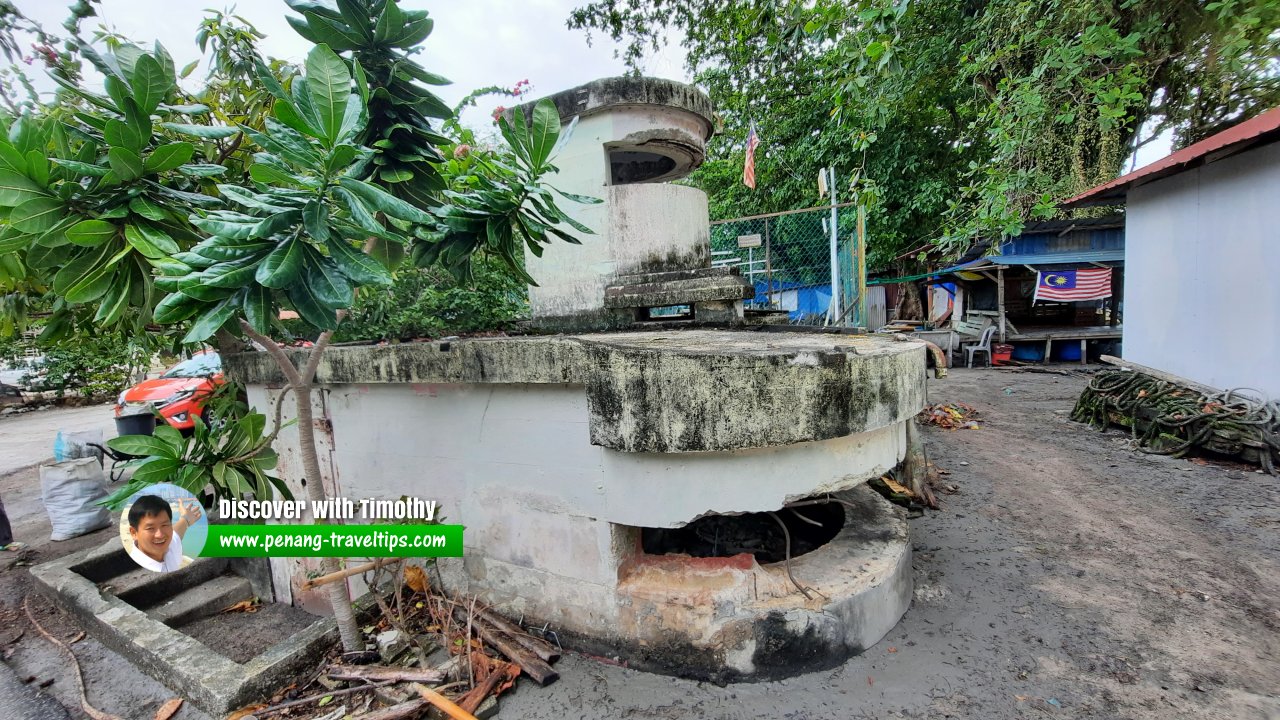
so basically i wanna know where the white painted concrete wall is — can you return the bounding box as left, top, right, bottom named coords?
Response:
left=526, top=106, right=712, bottom=318
left=247, top=382, right=905, bottom=591
left=1124, top=141, right=1280, bottom=399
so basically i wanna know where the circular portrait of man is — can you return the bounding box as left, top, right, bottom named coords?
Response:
left=118, top=483, right=207, bottom=573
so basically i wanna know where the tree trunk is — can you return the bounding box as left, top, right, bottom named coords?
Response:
left=239, top=320, right=363, bottom=653
left=294, top=380, right=362, bottom=652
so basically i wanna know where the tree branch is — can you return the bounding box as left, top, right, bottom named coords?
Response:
left=239, top=319, right=303, bottom=387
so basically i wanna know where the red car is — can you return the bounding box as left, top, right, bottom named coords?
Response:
left=115, top=351, right=224, bottom=432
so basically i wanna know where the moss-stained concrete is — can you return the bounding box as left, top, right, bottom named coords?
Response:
left=226, top=330, right=926, bottom=453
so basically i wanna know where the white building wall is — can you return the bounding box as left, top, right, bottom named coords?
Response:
left=1124, top=141, right=1280, bottom=398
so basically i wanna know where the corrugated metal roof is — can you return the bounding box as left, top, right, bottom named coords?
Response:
left=1021, top=215, right=1125, bottom=233
left=994, top=249, right=1125, bottom=266
left=934, top=249, right=1125, bottom=276
left=1062, top=106, right=1280, bottom=207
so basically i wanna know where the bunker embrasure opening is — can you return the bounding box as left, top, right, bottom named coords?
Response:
left=639, top=500, right=845, bottom=565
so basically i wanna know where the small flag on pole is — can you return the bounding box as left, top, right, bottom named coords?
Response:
left=1033, top=268, right=1112, bottom=303
left=743, top=122, right=759, bottom=189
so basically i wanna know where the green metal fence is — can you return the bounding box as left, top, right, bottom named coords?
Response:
left=709, top=203, right=865, bottom=327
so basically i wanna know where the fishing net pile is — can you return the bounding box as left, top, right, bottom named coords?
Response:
left=1072, top=368, right=1280, bottom=474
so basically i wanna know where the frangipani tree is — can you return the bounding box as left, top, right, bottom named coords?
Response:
left=0, top=1, right=595, bottom=652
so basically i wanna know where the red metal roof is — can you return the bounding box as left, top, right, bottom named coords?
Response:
left=1061, top=106, right=1280, bottom=207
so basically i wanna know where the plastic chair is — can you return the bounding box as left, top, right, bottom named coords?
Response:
left=965, top=326, right=997, bottom=368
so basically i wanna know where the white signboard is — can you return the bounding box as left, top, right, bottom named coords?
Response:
left=737, top=233, right=762, bottom=249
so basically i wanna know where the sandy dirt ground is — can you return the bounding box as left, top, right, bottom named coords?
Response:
left=2, top=368, right=1278, bottom=719
left=0, top=402, right=212, bottom=720
left=494, top=367, right=1280, bottom=720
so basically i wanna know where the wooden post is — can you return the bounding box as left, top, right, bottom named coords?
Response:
left=1110, top=266, right=1122, bottom=327
left=997, top=266, right=1007, bottom=343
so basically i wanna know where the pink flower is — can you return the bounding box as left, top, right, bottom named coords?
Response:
left=491, top=105, right=506, bottom=122
left=453, top=144, right=471, bottom=159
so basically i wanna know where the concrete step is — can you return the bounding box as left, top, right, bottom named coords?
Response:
left=145, top=574, right=255, bottom=627
left=104, top=556, right=229, bottom=609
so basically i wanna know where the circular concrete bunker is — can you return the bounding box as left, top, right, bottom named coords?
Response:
left=226, top=73, right=928, bottom=685
left=229, top=329, right=926, bottom=683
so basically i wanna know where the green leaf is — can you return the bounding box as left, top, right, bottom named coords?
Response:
left=176, top=164, right=227, bottom=177
left=158, top=122, right=239, bottom=140
left=378, top=167, right=413, bottom=183
left=144, top=142, right=194, bottom=173
left=0, top=142, right=28, bottom=173
left=152, top=291, right=202, bottom=323
left=93, top=272, right=131, bottom=324
left=11, top=197, right=65, bottom=233
left=190, top=214, right=259, bottom=240
left=65, top=247, right=129, bottom=303
left=303, top=201, right=329, bottom=243
left=373, top=0, right=403, bottom=43
left=194, top=240, right=274, bottom=262
left=153, top=424, right=183, bottom=448
left=305, top=253, right=353, bottom=308
left=173, top=465, right=208, bottom=495
left=248, top=162, right=297, bottom=187
left=390, top=15, right=434, bottom=47
left=287, top=279, right=337, bottom=329
left=256, top=236, right=305, bottom=288
left=553, top=187, right=603, bottom=205
left=124, top=223, right=180, bottom=258
left=244, top=123, right=321, bottom=168
left=328, top=237, right=391, bottom=285
left=130, top=54, right=172, bottom=114
left=178, top=61, right=200, bottom=79
left=107, top=434, right=178, bottom=459
left=131, top=456, right=182, bottom=485
left=66, top=219, right=117, bottom=247
left=105, top=119, right=143, bottom=153
left=183, top=294, right=240, bottom=342
left=202, top=259, right=261, bottom=288
left=244, top=284, right=273, bottom=334
left=129, top=196, right=168, bottom=221
left=218, top=185, right=296, bottom=213
left=337, top=177, right=432, bottom=223
left=52, top=250, right=100, bottom=294
left=108, top=147, right=144, bottom=181
left=50, top=159, right=110, bottom=177
left=0, top=170, right=49, bottom=206
left=253, top=210, right=303, bottom=238
left=304, top=44, right=352, bottom=145
left=528, top=99, right=561, bottom=169
left=273, top=97, right=321, bottom=138
left=24, top=151, right=48, bottom=186
left=332, top=187, right=382, bottom=233
left=0, top=227, right=28, bottom=254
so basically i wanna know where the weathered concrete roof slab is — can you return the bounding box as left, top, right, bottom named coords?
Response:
left=227, top=331, right=926, bottom=453
left=518, top=76, right=715, bottom=139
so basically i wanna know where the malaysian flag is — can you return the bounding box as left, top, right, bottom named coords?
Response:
left=742, top=122, right=759, bottom=189
left=1033, top=268, right=1112, bottom=303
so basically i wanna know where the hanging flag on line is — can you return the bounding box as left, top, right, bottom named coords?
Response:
left=1033, top=268, right=1112, bottom=303
left=743, top=122, right=759, bottom=189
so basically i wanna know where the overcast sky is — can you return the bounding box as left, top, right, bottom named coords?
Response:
left=11, top=1, right=1168, bottom=169
left=11, top=0, right=690, bottom=129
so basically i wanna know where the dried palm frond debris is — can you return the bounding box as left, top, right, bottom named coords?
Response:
left=232, top=562, right=562, bottom=719
left=917, top=402, right=981, bottom=430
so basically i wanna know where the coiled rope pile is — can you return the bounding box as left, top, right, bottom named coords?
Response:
left=1072, top=368, right=1280, bottom=475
